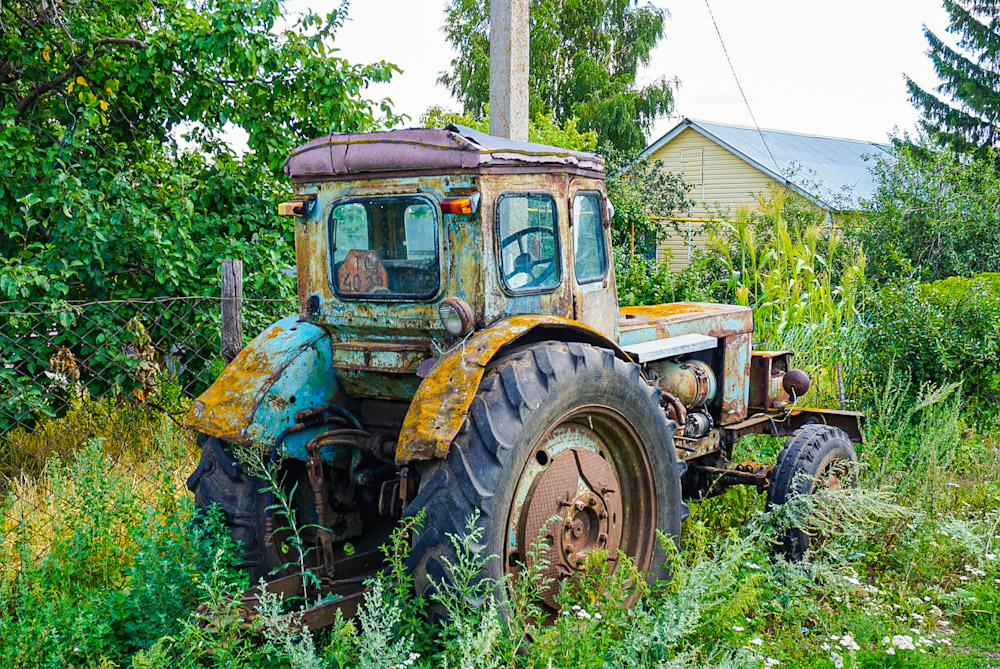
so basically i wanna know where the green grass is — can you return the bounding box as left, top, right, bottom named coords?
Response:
left=2, top=374, right=999, bottom=668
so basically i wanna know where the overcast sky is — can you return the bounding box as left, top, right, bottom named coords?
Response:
left=302, top=0, right=952, bottom=146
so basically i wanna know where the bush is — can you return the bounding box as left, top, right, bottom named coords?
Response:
left=862, top=273, right=1000, bottom=412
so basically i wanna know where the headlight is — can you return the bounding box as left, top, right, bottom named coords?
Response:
left=438, top=297, right=474, bottom=336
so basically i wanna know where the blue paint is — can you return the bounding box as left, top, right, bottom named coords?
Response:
left=239, top=316, right=343, bottom=462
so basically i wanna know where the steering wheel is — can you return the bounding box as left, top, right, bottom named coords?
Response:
left=499, top=226, right=557, bottom=287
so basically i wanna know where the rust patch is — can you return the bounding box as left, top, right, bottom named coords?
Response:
left=721, top=333, right=752, bottom=425
left=394, top=315, right=628, bottom=464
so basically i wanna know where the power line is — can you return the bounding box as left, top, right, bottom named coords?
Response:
left=702, top=0, right=782, bottom=175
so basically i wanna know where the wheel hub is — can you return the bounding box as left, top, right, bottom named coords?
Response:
left=519, top=432, right=623, bottom=608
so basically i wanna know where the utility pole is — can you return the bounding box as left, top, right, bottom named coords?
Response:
left=489, top=0, right=529, bottom=141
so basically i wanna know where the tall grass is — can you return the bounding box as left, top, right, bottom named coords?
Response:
left=707, top=186, right=867, bottom=407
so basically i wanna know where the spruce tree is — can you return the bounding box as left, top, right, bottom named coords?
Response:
left=906, top=0, right=1000, bottom=157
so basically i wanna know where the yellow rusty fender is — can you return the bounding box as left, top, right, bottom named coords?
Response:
left=395, top=315, right=632, bottom=464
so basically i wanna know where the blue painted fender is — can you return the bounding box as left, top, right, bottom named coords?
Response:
left=186, top=315, right=341, bottom=460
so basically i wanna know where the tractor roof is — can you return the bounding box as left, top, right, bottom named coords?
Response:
left=284, top=124, right=604, bottom=181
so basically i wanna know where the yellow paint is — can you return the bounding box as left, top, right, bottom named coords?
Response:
left=395, top=315, right=622, bottom=464
left=648, top=127, right=827, bottom=271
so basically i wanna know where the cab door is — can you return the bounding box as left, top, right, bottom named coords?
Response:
left=569, top=186, right=617, bottom=339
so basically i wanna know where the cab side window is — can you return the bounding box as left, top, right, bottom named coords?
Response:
left=573, top=192, right=608, bottom=283
left=497, top=193, right=560, bottom=293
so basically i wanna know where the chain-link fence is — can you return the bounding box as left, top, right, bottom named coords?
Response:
left=0, top=295, right=296, bottom=564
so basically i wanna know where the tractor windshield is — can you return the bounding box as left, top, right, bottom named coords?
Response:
left=330, top=196, right=439, bottom=300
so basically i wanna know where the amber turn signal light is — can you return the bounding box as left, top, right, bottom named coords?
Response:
left=440, top=195, right=479, bottom=215
left=277, top=195, right=316, bottom=217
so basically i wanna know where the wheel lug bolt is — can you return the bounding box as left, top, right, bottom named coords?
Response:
left=588, top=497, right=598, bottom=507
left=575, top=500, right=585, bottom=510
left=598, top=532, right=608, bottom=545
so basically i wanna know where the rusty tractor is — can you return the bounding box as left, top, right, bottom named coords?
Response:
left=186, top=125, right=864, bottom=625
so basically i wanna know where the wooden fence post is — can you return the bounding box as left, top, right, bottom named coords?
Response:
left=221, top=259, right=244, bottom=364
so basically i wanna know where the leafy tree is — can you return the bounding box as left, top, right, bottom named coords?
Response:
left=421, top=105, right=598, bottom=151
left=607, top=156, right=692, bottom=305
left=1, top=0, right=400, bottom=305
left=0, top=0, right=401, bottom=420
left=857, top=143, right=1000, bottom=282
left=439, top=0, right=675, bottom=152
left=906, top=0, right=1000, bottom=157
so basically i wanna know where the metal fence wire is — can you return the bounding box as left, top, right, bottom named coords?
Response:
left=0, top=296, right=295, bottom=548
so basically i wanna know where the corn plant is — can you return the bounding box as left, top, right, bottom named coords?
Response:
left=707, top=185, right=867, bottom=406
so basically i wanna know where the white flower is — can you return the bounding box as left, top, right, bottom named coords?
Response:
left=594, top=612, right=602, bottom=620
left=839, top=635, right=860, bottom=651
left=750, top=638, right=764, bottom=646
left=764, top=658, right=780, bottom=667
left=832, top=596, right=842, bottom=602
left=830, top=651, right=844, bottom=669
left=843, top=576, right=861, bottom=586
left=937, top=620, right=950, bottom=626
left=733, top=625, right=745, bottom=632
left=923, top=596, right=931, bottom=602
left=886, top=647, right=896, bottom=655
left=821, top=642, right=831, bottom=651
left=572, top=604, right=581, bottom=611
left=911, top=612, right=924, bottom=620
left=891, top=634, right=916, bottom=650
left=959, top=575, right=969, bottom=582
left=985, top=553, right=996, bottom=561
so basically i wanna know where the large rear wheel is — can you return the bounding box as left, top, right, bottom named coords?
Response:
left=405, top=341, right=686, bottom=612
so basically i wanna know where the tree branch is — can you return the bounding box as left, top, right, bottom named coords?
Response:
left=13, top=38, right=147, bottom=117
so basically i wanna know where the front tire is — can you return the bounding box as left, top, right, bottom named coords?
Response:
left=404, top=341, right=686, bottom=612
left=767, top=424, right=858, bottom=559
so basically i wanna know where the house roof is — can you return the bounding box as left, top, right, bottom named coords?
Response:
left=640, top=118, right=894, bottom=210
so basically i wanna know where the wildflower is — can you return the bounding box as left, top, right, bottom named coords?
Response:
left=839, top=635, right=860, bottom=651
left=746, top=562, right=761, bottom=570
left=985, top=553, right=996, bottom=561
left=821, top=642, right=831, bottom=651
left=923, top=596, right=931, bottom=602
left=750, top=638, right=764, bottom=646
left=832, top=596, right=842, bottom=602
left=891, top=634, right=916, bottom=650
left=911, top=612, right=924, bottom=620
left=937, top=620, right=950, bottom=626
left=959, top=575, right=969, bottom=582
left=843, top=576, right=861, bottom=586
left=886, top=647, right=896, bottom=655
left=764, top=658, right=780, bottom=667
left=594, top=612, right=602, bottom=620
left=733, top=625, right=745, bottom=632
left=830, top=651, right=844, bottom=669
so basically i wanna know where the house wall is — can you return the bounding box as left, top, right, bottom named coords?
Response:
left=647, top=127, right=828, bottom=271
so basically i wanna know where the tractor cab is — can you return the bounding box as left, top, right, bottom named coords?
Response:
left=283, top=125, right=618, bottom=345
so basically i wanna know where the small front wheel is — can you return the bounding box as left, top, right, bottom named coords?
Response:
left=766, top=424, right=857, bottom=559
